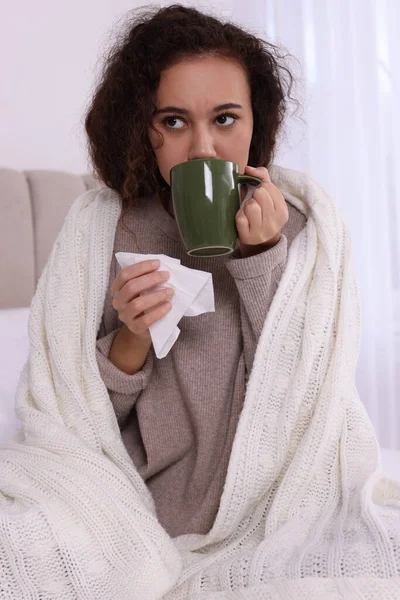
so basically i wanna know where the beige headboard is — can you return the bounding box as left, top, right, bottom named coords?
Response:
left=0, top=168, right=100, bottom=309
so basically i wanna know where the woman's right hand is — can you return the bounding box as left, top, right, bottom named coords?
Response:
left=107, top=259, right=174, bottom=375
left=111, top=259, right=175, bottom=341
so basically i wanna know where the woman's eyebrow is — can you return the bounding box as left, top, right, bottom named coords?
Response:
left=154, top=103, right=243, bottom=115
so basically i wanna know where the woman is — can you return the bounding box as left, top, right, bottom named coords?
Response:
left=1, top=5, right=398, bottom=598
left=86, top=3, right=307, bottom=537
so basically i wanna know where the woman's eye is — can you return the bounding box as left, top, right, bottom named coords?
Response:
left=216, top=114, right=237, bottom=126
left=164, top=117, right=185, bottom=129
left=162, top=113, right=237, bottom=129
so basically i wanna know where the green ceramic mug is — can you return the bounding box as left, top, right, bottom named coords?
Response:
left=170, top=158, right=262, bottom=257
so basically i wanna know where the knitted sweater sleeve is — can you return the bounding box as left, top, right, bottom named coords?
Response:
left=225, top=234, right=288, bottom=377
left=96, top=325, right=154, bottom=429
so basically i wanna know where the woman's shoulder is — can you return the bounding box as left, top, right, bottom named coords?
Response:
left=66, top=185, right=120, bottom=222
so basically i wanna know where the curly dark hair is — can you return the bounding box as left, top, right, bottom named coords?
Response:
left=84, top=4, right=300, bottom=214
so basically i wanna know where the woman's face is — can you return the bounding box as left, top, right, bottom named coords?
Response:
left=149, top=55, right=254, bottom=186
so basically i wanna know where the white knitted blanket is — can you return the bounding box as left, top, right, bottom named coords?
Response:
left=1, top=166, right=400, bottom=599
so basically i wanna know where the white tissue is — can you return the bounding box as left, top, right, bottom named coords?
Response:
left=115, top=253, right=215, bottom=358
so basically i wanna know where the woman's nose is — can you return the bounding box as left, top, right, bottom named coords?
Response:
left=187, top=129, right=217, bottom=161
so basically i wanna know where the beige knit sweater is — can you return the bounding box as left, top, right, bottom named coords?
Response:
left=96, top=191, right=307, bottom=537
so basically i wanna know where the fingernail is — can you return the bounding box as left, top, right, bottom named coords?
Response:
left=152, top=260, right=160, bottom=267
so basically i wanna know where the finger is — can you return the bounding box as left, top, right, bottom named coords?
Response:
left=245, top=166, right=279, bottom=204
left=245, top=165, right=271, bottom=184
left=112, top=270, right=170, bottom=311
left=243, top=198, right=263, bottom=230
left=127, top=286, right=175, bottom=320
left=235, top=209, right=250, bottom=237
left=252, top=186, right=276, bottom=214
left=130, top=301, right=173, bottom=335
left=258, top=184, right=288, bottom=217
left=111, top=259, right=160, bottom=296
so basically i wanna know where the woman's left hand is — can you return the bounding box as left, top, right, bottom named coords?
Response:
left=235, top=165, right=289, bottom=251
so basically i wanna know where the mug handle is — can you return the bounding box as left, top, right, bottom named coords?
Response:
left=237, top=174, right=262, bottom=186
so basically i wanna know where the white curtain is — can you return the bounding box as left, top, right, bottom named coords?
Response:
left=191, top=0, right=400, bottom=448
left=244, top=0, right=400, bottom=450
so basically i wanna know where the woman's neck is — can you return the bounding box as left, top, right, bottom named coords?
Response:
left=160, top=188, right=175, bottom=219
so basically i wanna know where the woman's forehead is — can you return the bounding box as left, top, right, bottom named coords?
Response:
left=155, top=56, right=251, bottom=107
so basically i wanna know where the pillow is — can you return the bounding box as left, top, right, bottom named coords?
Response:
left=0, top=307, right=30, bottom=443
